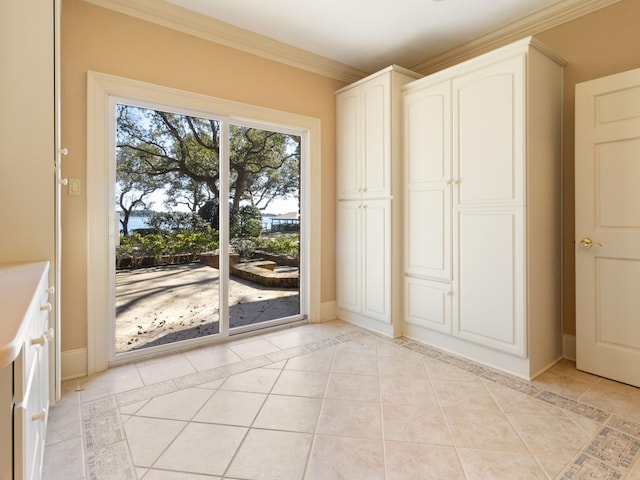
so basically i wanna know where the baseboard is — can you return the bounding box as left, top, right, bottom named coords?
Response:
left=62, top=348, right=88, bottom=380
left=563, top=334, right=576, bottom=361
left=319, top=300, right=337, bottom=322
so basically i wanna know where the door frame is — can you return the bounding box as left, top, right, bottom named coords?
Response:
left=87, top=71, right=322, bottom=374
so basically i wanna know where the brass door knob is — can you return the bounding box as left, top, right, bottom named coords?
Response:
left=579, top=238, right=593, bottom=249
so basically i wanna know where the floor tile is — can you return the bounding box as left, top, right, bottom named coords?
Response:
left=253, top=394, right=322, bottom=433
left=385, top=442, right=465, bottom=480
left=183, top=345, right=242, bottom=372
left=123, top=416, right=186, bottom=467
left=271, top=369, right=328, bottom=397
left=79, top=364, right=145, bottom=402
left=457, top=448, right=548, bottom=480
left=45, top=404, right=82, bottom=446
left=153, top=423, right=247, bottom=475
left=531, top=369, right=593, bottom=400
left=226, top=429, right=313, bottom=480
left=135, top=387, right=213, bottom=421
left=332, top=351, right=378, bottom=376
left=508, top=413, right=590, bottom=459
left=484, top=381, right=565, bottom=416
left=443, top=408, right=528, bottom=453
left=42, top=435, right=85, bottom=480
left=193, top=390, right=266, bottom=426
left=306, top=435, right=384, bottom=480
left=382, top=403, right=452, bottom=445
left=284, top=348, right=335, bottom=372
left=142, top=471, right=221, bottom=479
left=219, top=367, right=280, bottom=393
left=425, top=357, right=486, bottom=383
left=325, top=372, right=380, bottom=402
left=378, top=355, right=427, bottom=378
left=379, top=375, right=438, bottom=406
left=136, top=354, right=197, bottom=385
left=43, top=321, right=640, bottom=480
left=580, top=379, right=640, bottom=423
left=316, top=398, right=381, bottom=439
left=433, top=381, right=499, bottom=411
left=228, top=337, right=281, bottom=359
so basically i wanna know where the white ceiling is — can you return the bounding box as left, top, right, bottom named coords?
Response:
left=167, top=0, right=568, bottom=72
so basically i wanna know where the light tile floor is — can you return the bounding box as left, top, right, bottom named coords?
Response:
left=43, top=321, right=640, bottom=479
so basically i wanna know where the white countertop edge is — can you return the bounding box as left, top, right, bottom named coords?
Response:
left=0, top=261, right=49, bottom=369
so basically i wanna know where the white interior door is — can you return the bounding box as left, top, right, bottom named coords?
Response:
left=575, top=67, right=640, bottom=388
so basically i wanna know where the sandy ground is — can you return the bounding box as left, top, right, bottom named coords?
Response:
left=115, top=263, right=299, bottom=353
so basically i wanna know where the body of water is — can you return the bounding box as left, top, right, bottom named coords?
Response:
left=121, top=214, right=274, bottom=233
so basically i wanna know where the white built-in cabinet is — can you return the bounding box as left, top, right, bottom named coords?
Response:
left=336, top=66, right=421, bottom=337
left=403, top=37, right=565, bottom=379
left=0, top=0, right=60, bottom=477
left=0, top=263, right=53, bottom=480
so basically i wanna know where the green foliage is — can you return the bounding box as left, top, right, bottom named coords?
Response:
left=147, top=211, right=210, bottom=233
left=230, top=205, right=263, bottom=239
left=230, top=237, right=256, bottom=261
left=117, top=229, right=220, bottom=267
left=253, top=234, right=299, bottom=257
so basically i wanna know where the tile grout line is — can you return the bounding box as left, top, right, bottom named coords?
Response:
left=66, top=325, right=640, bottom=480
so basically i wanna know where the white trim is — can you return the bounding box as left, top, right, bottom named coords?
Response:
left=61, top=348, right=88, bottom=380
left=563, top=334, right=576, bottom=361
left=87, top=71, right=322, bottom=374
left=82, top=0, right=619, bottom=82
left=82, top=0, right=366, bottom=83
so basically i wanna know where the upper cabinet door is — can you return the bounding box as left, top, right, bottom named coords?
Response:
left=336, top=91, right=361, bottom=199
left=404, top=80, right=452, bottom=281
left=362, top=77, right=391, bottom=198
left=336, top=75, right=391, bottom=199
left=453, top=54, right=525, bottom=207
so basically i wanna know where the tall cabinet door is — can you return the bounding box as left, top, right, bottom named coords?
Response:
left=336, top=201, right=361, bottom=313
left=404, top=80, right=452, bottom=281
left=453, top=54, right=525, bottom=207
left=336, top=92, right=360, bottom=200
left=362, top=77, right=391, bottom=198
left=453, top=208, right=525, bottom=356
left=361, top=199, right=391, bottom=322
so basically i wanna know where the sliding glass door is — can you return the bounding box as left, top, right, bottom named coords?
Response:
left=112, top=103, right=303, bottom=359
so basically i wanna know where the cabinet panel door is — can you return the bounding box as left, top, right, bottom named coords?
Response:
left=362, top=199, right=390, bottom=322
left=336, top=201, right=361, bottom=313
left=453, top=55, right=524, bottom=207
left=404, top=81, right=452, bottom=280
left=362, top=78, right=391, bottom=197
left=406, top=187, right=450, bottom=280
left=454, top=208, right=524, bottom=356
left=405, top=277, right=452, bottom=334
left=336, top=91, right=360, bottom=199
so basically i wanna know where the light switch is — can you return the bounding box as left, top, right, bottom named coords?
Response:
left=69, top=178, right=81, bottom=196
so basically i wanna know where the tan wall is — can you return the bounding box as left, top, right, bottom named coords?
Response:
left=535, top=0, right=640, bottom=336
left=61, top=0, right=640, bottom=352
left=60, top=0, right=344, bottom=351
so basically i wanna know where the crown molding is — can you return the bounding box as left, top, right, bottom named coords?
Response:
left=410, top=0, right=622, bottom=75
left=83, top=0, right=621, bottom=83
left=82, top=0, right=367, bottom=83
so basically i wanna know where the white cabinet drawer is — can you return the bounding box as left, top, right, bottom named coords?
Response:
left=14, top=385, right=46, bottom=480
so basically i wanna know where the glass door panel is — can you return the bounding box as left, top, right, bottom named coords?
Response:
left=227, top=125, right=302, bottom=332
left=114, top=104, right=222, bottom=353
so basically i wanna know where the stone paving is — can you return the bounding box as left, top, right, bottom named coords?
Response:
left=115, top=263, right=300, bottom=353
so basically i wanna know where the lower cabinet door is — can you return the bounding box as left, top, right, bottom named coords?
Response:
left=405, top=277, right=452, bottom=334
left=336, top=200, right=362, bottom=314
left=453, top=207, right=525, bottom=356
left=361, top=199, right=390, bottom=323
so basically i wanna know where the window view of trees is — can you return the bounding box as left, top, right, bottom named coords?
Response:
left=115, top=104, right=301, bottom=264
